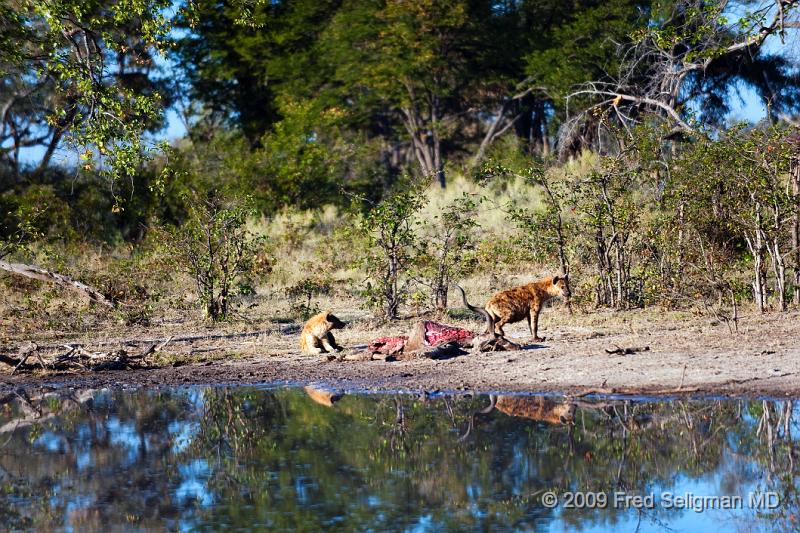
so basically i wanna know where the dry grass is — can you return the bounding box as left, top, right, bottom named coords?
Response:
left=0, top=161, right=749, bottom=349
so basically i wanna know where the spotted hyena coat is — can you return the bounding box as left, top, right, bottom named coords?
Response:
left=299, top=311, right=346, bottom=354
left=484, top=275, right=570, bottom=341
left=494, top=396, right=576, bottom=425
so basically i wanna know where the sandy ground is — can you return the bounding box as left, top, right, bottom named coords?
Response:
left=2, top=308, right=800, bottom=398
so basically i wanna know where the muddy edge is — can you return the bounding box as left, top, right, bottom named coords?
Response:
left=2, top=310, right=799, bottom=399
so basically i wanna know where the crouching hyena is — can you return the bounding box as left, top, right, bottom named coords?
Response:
left=299, top=311, right=346, bottom=354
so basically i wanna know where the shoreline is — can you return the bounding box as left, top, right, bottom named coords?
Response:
left=3, top=309, right=799, bottom=399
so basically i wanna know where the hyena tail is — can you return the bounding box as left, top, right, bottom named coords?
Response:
left=458, top=394, right=498, bottom=442
left=453, top=283, right=495, bottom=336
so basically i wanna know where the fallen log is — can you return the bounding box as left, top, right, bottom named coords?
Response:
left=3, top=342, right=156, bottom=375
left=605, top=345, right=650, bottom=355
left=32, top=330, right=270, bottom=352
left=0, top=259, right=114, bottom=307
left=570, top=386, right=701, bottom=398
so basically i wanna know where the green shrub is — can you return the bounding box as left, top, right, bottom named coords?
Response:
left=165, top=194, right=268, bottom=321
left=355, top=177, right=427, bottom=320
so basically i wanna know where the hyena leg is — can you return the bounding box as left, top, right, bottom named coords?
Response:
left=530, top=307, right=545, bottom=342
left=322, top=332, right=343, bottom=352
left=304, top=334, right=324, bottom=354
left=486, top=310, right=501, bottom=336
left=494, top=315, right=509, bottom=337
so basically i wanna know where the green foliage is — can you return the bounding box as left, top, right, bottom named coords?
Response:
left=524, top=0, right=651, bottom=103
left=4, top=0, right=800, bottom=324
left=355, top=177, right=427, bottom=319
left=249, top=99, right=347, bottom=211
left=165, top=194, right=267, bottom=321
left=665, top=125, right=800, bottom=311
left=173, top=0, right=339, bottom=143
left=0, top=188, right=48, bottom=260
left=284, top=274, right=333, bottom=321
left=166, top=100, right=360, bottom=216
left=415, top=192, right=480, bottom=310
left=0, top=160, right=193, bottom=246
left=3, top=0, right=173, bottom=189
left=628, top=0, right=800, bottom=125
left=174, top=0, right=667, bottom=187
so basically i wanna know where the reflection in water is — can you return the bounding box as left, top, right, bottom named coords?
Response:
left=303, top=384, right=343, bottom=407
left=0, top=387, right=797, bottom=532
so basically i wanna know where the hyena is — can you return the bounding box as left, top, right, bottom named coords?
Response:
left=485, top=275, right=570, bottom=341
left=460, top=394, right=575, bottom=441
left=299, top=311, right=346, bottom=354
left=453, top=283, right=521, bottom=351
left=493, top=395, right=575, bottom=425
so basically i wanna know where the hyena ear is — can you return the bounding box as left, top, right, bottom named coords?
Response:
left=553, top=275, right=561, bottom=284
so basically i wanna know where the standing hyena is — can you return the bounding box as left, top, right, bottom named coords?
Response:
left=485, top=275, right=570, bottom=342
left=299, top=311, right=346, bottom=354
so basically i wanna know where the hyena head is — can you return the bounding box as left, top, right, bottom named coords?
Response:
left=325, top=312, right=346, bottom=330
left=554, top=402, right=576, bottom=425
left=550, top=275, right=571, bottom=300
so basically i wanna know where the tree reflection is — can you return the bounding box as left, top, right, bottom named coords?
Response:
left=0, top=387, right=797, bottom=531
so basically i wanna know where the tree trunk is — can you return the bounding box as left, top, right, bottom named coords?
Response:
left=594, top=224, right=611, bottom=307
left=434, top=243, right=449, bottom=311
left=539, top=175, right=571, bottom=313
left=791, top=155, right=800, bottom=304
left=435, top=285, right=448, bottom=312
left=429, top=93, right=445, bottom=188
left=770, top=237, right=786, bottom=311
left=0, top=260, right=115, bottom=307
left=386, top=245, right=400, bottom=320
left=472, top=101, right=511, bottom=168
left=401, top=84, right=446, bottom=187
left=745, top=228, right=767, bottom=313
left=600, top=176, right=627, bottom=308
left=33, top=100, right=78, bottom=177
left=767, top=206, right=787, bottom=312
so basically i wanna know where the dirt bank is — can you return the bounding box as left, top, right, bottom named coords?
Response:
left=3, top=309, right=800, bottom=398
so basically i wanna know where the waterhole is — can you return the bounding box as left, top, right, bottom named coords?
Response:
left=0, top=386, right=796, bottom=532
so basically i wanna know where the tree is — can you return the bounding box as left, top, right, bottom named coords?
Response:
left=513, top=0, right=654, bottom=159
left=357, top=178, right=426, bottom=319
left=170, top=0, right=675, bottom=189
left=416, top=192, right=479, bottom=310
left=319, top=0, right=493, bottom=187
left=1, top=0, right=172, bottom=185
left=166, top=194, right=266, bottom=321
left=565, top=0, right=800, bottom=154
left=172, top=0, right=340, bottom=145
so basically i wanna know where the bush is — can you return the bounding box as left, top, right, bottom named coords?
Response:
left=284, top=274, right=333, bottom=320
left=166, top=194, right=268, bottom=321
left=355, top=177, right=427, bottom=320
left=414, top=192, right=479, bottom=310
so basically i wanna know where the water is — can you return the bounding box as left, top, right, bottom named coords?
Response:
left=0, top=386, right=796, bottom=532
